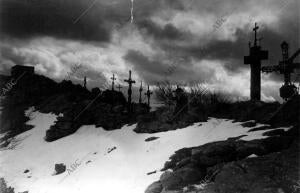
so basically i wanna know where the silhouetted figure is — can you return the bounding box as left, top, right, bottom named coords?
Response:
left=145, top=85, right=152, bottom=110
left=124, top=70, right=135, bottom=113
left=83, top=76, right=87, bottom=89
left=173, top=86, right=188, bottom=115
left=262, top=41, right=300, bottom=100
left=244, top=23, right=268, bottom=101
left=139, top=81, right=143, bottom=104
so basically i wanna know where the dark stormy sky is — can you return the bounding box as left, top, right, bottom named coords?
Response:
left=0, top=0, right=299, bottom=101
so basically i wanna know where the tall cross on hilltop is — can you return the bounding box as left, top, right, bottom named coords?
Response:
left=124, top=70, right=135, bottom=113
left=111, top=74, right=116, bottom=91
left=244, top=22, right=269, bottom=101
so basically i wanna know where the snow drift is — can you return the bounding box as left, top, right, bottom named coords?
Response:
left=0, top=111, right=290, bottom=193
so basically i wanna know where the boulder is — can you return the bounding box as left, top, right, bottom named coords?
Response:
left=160, top=171, right=183, bottom=190
left=54, top=163, right=66, bottom=175
left=191, top=141, right=236, bottom=167
left=262, top=129, right=286, bottom=136
left=212, top=141, right=300, bottom=193
left=175, top=166, right=206, bottom=185
left=145, top=137, right=159, bottom=142
left=145, top=181, right=163, bottom=193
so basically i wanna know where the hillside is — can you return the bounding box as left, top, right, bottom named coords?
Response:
left=0, top=73, right=299, bottom=193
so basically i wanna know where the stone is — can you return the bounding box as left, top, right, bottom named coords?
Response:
left=145, top=181, right=163, bottom=193
left=160, top=171, right=183, bottom=190
left=212, top=142, right=300, bottom=193
left=145, top=137, right=159, bottom=142
left=241, top=121, right=257, bottom=127
left=262, top=129, right=286, bottom=136
left=175, top=167, right=206, bottom=185
left=54, top=163, right=66, bottom=175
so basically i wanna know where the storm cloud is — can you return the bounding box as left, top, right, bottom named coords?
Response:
left=0, top=0, right=299, bottom=101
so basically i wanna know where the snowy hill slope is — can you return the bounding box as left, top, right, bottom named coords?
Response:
left=0, top=111, right=290, bottom=193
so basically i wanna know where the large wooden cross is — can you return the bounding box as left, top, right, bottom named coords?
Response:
left=262, top=41, right=300, bottom=100
left=111, top=74, right=116, bottom=91
left=244, top=22, right=268, bottom=101
left=124, top=70, right=135, bottom=112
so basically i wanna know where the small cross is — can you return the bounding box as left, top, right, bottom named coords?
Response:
left=117, top=84, right=122, bottom=92
left=124, top=70, right=136, bottom=113
left=139, top=81, right=143, bottom=104
left=145, top=85, right=153, bottom=108
left=253, top=22, right=259, bottom=32
left=253, top=22, right=259, bottom=46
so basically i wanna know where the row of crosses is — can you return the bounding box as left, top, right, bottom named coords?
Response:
left=244, top=23, right=300, bottom=101
left=110, top=70, right=152, bottom=112
left=137, top=81, right=153, bottom=106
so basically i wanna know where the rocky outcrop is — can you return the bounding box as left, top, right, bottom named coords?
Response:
left=135, top=107, right=207, bottom=133
left=0, top=178, right=15, bottom=193
left=212, top=141, right=299, bottom=193
left=45, top=101, right=149, bottom=142
left=146, top=125, right=299, bottom=193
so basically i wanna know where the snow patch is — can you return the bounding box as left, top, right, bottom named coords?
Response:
left=0, top=112, right=290, bottom=193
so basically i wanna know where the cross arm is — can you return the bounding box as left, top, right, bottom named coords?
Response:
left=288, top=48, right=300, bottom=63
left=261, top=65, right=280, bottom=73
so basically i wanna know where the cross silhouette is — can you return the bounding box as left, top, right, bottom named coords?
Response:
left=139, top=81, right=143, bottom=104
left=124, top=70, right=136, bottom=113
left=111, top=74, right=116, bottom=91
left=117, top=84, right=122, bottom=92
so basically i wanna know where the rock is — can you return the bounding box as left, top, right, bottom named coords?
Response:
left=112, top=105, right=124, bottom=113
left=147, top=170, right=157, bottom=175
left=54, top=163, right=66, bottom=175
left=162, top=161, right=176, bottom=171
left=175, top=157, right=191, bottom=169
left=0, top=178, right=15, bottom=193
left=241, top=121, right=257, bottom=127
left=159, top=167, right=206, bottom=191
left=212, top=141, right=300, bottom=193
left=235, top=140, right=267, bottom=158
left=145, top=137, right=159, bottom=142
left=191, top=141, right=236, bottom=167
left=247, top=125, right=273, bottom=132
left=24, top=169, right=29, bottom=173
left=145, top=181, right=163, bottom=193
left=160, top=171, right=183, bottom=190
left=263, top=129, right=286, bottom=136
left=161, top=189, right=182, bottom=193
left=175, top=167, right=206, bottom=185
left=227, top=135, right=247, bottom=141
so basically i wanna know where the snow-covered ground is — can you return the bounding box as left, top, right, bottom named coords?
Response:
left=0, top=111, right=290, bottom=193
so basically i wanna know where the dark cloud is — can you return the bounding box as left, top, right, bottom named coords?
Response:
left=0, top=0, right=110, bottom=41
left=124, top=50, right=167, bottom=84
left=124, top=50, right=216, bottom=85
left=138, top=20, right=184, bottom=40
left=0, top=0, right=299, bottom=101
